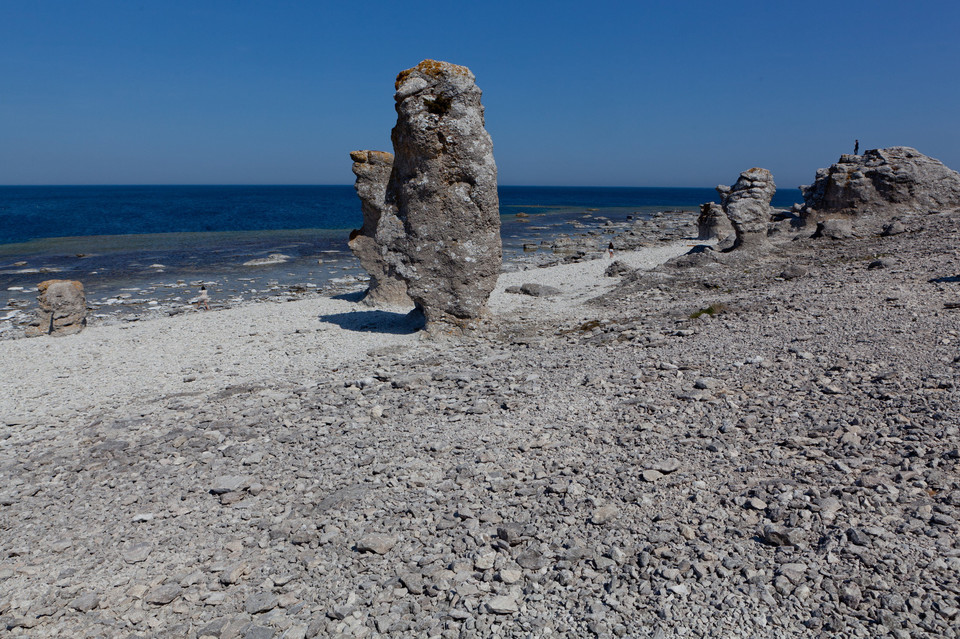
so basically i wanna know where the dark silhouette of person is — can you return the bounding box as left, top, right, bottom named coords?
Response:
left=854, top=139, right=859, bottom=155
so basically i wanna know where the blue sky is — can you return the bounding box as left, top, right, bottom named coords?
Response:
left=1, top=1, right=958, bottom=189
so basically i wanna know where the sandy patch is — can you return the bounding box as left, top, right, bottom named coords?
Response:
left=489, top=240, right=698, bottom=318
left=0, top=242, right=692, bottom=427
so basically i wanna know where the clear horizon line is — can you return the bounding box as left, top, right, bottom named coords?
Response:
left=0, top=183, right=749, bottom=189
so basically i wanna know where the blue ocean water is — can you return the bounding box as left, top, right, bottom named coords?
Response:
left=0, top=185, right=802, bottom=314
left=0, top=185, right=360, bottom=245
left=0, top=185, right=802, bottom=246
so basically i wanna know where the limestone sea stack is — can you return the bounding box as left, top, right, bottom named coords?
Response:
left=382, top=59, right=501, bottom=332
left=716, top=168, right=776, bottom=251
left=696, top=201, right=733, bottom=241
left=24, top=279, right=87, bottom=337
left=347, top=150, right=411, bottom=306
left=801, top=146, right=960, bottom=217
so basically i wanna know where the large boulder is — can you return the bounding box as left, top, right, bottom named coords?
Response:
left=381, top=60, right=501, bottom=332
left=347, top=150, right=411, bottom=306
left=696, top=202, right=733, bottom=241
left=25, top=279, right=86, bottom=337
left=801, top=147, right=960, bottom=216
left=716, top=168, right=776, bottom=251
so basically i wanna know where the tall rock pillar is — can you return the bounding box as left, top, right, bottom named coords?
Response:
left=717, top=168, right=776, bottom=251
left=382, top=60, right=501, bottom=332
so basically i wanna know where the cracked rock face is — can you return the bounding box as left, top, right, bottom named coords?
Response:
left=716, top=168, right=776, bottom=251
left=347, top=150, right=411, bottom=306
left=697, top=202, right=733, bottom=241
left=382, top=59, right=501, bottom=332
left=25, top=279, right=86, bottom=337
left=801, top=146, right=960, bottom=216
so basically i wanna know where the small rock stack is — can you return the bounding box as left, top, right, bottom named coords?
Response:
left=347, top=150, right=411, bottom=306
left=716, top=168, right=776, bottom=251
left=696, top=201, right=733, bottom=241
left=380, top=60, right=502, bottom=333
left=25, top=279, right=87, bottom=337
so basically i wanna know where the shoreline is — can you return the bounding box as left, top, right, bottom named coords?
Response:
left=0, top=206, right=698, bottom=340
left=0, top=237, right=698, bottom=429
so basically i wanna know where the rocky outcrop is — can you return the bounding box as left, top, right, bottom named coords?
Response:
left=25, top=279, right=86, bottom=337
left=382, top=60, right=501, bottom=332
left=716, top=168, right=776, bottom=251
left=347, top=150, right=410, bottom=306
left=696, top=202, right=733, bottom=241
left=812, top=218, right=855, bottom=240
left=801, top=147, right=960, bottom=216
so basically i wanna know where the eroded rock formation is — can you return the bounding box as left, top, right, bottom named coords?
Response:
left=801, top=147, right=960, bottom=217
left=381, top=60, right=501, bottom=332
left=716, top=168, right=776, bottom=251
left=347, top=150, right=410, bottom=306
left=696, top=202, right=733, bottom=241
left=25, top=279, right=86, bottom=337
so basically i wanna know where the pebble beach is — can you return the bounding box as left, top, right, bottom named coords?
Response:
left=2, top=205, right=959, bottom=638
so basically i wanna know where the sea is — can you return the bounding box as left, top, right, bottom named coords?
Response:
left=0, top=185, right=801, bottom=329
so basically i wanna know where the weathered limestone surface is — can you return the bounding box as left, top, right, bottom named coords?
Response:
left=347, top=150, right=411, bottom=306
left=25, top=279, right=86, bottom=337
left=382, top=60, right=501, bottom=331
left=801, top=146, right=960, bottom=216
left=716, top=168, right=776, bottom=251
left=696, top=202, right=733, bottom=241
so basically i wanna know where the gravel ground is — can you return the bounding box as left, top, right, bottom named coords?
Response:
left=1, top=209, right=958, bottom=638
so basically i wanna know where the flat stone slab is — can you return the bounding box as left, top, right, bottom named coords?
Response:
left=122, top=542, right=153, bottom=564
left=245, top=592, right=279, bottom=615
left=209, top=475, right=252, bottom=495
left=355, top=534, right=396, bottom=554
left=486, top=595, right=519, bottom=614
left=144, top=584, right=182, bottom=606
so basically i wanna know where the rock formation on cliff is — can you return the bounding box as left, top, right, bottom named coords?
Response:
left=696, top=202, right=733, bottom=241
left=347, top=150, right=411, bottom=306
left=25, top=279, right=86, bottom=337
left=716, top=168, right=776, bottom=251
left=801, top=147, right=960, bottom=217
left=381, top=59, right=501, bottom=332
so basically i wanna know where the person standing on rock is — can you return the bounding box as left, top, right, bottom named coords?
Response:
left=854, top=139, right=859, bottom=155
left=197, top=285, right=210, bottom=311
left=608, top=241, right=615, bottom=258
